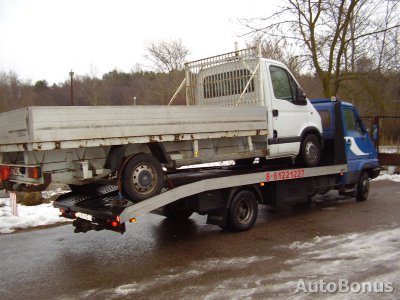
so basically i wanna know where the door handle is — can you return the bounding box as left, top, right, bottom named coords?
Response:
left=272, top=110, right=279, bottom=117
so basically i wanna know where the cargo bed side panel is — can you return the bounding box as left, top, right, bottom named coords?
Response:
left=0, top=106, right=268, bottom=152
left=28, top=106, right=267, bottom=142
left=0, top=107, right=31, bottom=145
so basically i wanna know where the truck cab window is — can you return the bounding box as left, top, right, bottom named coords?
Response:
left=269, top=65, right=297, bottom=102
left=344, top=108, right=365, bottom=137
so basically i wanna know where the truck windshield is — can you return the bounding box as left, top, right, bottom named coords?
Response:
left=344, top=108, right=365, bottom=137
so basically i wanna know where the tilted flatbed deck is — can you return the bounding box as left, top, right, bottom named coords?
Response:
left=54, top=163, right=347, bottom=233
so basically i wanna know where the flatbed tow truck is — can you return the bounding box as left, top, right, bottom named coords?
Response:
left=54, top=99, right=380, bottom=234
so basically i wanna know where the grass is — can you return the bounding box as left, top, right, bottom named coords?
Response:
left=17, top=192, right=47, bottom=206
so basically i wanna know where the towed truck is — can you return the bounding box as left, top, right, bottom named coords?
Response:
left=53, top=98, right=380, bottom=233
left=0, top=46, right=323, bottom=202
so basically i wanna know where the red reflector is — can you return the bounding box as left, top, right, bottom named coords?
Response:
left=0, top=166, right=10, bottom=180
left=28, top=167, right=41, bottom=179
left=111, top=221, right=119, bottom=227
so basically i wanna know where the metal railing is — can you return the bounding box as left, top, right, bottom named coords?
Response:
left=362, top=115, right=400, bottom=165
left=169, top=47, right=264, bottom=107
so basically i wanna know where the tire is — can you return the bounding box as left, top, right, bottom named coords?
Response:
left=165, top=203, right=193, bottom=221
left=226, top=190, right=258, bottom=232
left=356, top=172, right=370, bottom=201
left=300, top=134, right=321, bottom=167
left=122, top=153, right=164, bottom=202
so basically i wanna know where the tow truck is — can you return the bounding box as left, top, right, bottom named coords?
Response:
left=54, top=99, right=380, bottom=233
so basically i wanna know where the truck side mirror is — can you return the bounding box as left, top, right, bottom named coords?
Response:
left=295, top=87, right=307, bottom=105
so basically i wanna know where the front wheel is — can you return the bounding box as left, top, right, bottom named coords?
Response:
left=300, top=134, right=321, bottom=167
left=356, top=172, right=370, bottom=201
left=122, top=154, right=164, bottom=202
left=226, top=190, right=258, bottom=232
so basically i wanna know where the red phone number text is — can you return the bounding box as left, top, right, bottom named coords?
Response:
left=265, top=169, right=305, bottom=181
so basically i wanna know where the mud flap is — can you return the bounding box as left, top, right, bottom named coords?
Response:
left=206, top=208, right=229, bottom=227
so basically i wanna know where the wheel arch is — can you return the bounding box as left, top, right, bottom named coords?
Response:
left=357, top=158, right=381, bottom=179
left=300, top=126, right=323, bottom=145
left=105, top=142, right=170, bottom=171
left=226, top=185, right=262, bottom=208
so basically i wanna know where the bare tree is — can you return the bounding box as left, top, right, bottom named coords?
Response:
left=247, top=37, right=305, bottom=76
left=144, top=39, right=190, bottom=73
left=0, top=71, right=34, bottom=111
left=240, top=0, right=400, bottom=97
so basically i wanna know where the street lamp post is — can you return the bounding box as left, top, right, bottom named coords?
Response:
left=69, top=70, right=74, bottom=106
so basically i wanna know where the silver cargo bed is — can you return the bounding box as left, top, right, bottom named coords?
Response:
left=0, top=106, right=267, bottom=152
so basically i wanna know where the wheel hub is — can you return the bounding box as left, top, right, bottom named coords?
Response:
left=306, top=142, right=317, bottom=160
left=237, top=200, right=252, bottom=224
left=132, top=165, right=156, bottom=193
left=138, top=169, right=152, bottom=187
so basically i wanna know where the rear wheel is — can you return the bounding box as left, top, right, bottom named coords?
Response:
left=226, top=190, right=258, bottom=232
left=356, top=172, right=370, bottom=201
left=122, top=154, right=164, bottom=202
left=300, top=134, right=321, bottom=167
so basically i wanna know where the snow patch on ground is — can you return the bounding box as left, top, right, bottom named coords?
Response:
left=379, top=146, right=400, bottom=154
left=110, top=256, right=273, bottom=298
left=270, top=226, right=400, bottom=298
left=0, top=200, right=70, bottom=234
left=372, top=172, right=400, bottom=182
left=201, top=226, right=400, bottom=299
left=94, top=226, right=400, bottom=299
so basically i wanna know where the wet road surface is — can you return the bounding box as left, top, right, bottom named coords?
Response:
left=0, top=180, right=399, bottom=299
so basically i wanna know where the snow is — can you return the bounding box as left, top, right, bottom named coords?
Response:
left=379, top=146, right=400, bottom=154
left=372, top=171, right=400, bottom=182
left=78, top=225, right=399, bottom=299
left=110, top=256, right=274, bottom=298
left=0, top=199, right=70, bottom=234
left=270, top=226, right=400, bottom=298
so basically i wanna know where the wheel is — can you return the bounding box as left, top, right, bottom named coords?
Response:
left=165, top=203, right=193, bottom=221
left=226, top=190, right=258, bottom=232
left=122, top=153, right=164, bottom=202
left=356, top=172, right=370, bottom=201
left=300, top=134, right=321, bottom=167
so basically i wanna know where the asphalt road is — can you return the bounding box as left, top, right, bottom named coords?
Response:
left=0, top=180, right=399, bottom=300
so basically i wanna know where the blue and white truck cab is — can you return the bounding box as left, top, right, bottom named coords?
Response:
left=311, top=98, right=380, bottom=200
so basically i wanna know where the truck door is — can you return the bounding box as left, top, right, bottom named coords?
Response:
left=343, top=107, right=373, bottom=184
left=267, top=65, right=308, bottom=155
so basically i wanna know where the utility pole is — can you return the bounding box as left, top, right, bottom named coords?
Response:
left=69, top=70, right=74, bottom=105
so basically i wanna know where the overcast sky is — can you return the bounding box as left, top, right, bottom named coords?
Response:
left=0, top=0, right=280, bottom=84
